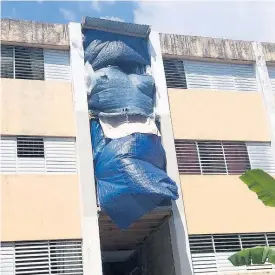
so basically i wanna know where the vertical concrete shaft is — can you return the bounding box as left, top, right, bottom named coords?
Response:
left=68, top=22, right=103, bottom=275
left=148, top=30, right=193, bottom=275
left=253, top=42, right=275, bottom=159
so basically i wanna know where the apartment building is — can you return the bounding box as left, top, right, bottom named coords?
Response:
left=1, top=17, right=275, bottom=275
left=162, top=35, right=275, bottom=274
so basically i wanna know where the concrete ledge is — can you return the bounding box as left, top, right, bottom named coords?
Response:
left=160, top=33, right=255, bottom=61
left=1, top=19, right=69, bottom=49
left=262, top=42, right=275, bottom=62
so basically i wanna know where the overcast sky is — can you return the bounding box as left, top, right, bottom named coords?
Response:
left=134, top=1, right=275, bottom=43
left=2, top=1, right=275, bottom=43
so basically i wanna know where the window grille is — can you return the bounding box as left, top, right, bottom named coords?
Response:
left=1, top=45, right=71, bottom=81
left=14, top=46, right=44, bottom=80
left=189, top=233, right=275, bottom=274
left=197, top=141, right=227, bottom=175
left=174, top=140, right=201, bottom=175
left=44, top=49, right=71, bottom=81
left=1, top=136, right=77, bottom=173
left=17, top=137, right=44, bottom=158
left=246, top=142, right=275, bottom=174
left=163, top=59, right=257, bottom=92
left=175, top=140, right=252, bottom=175
left=163, top=59, right=187, bottom=89
left=267, top=65, right=275, bottom=94
left=1, top=45, right=14, bottom=78
left=1, top=239, right=83, bottom=275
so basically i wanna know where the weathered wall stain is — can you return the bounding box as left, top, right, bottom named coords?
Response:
left=160, top=33, right=256, bottom=61
left=1, top=19, right=69, bottom=48
left=262, top=43, right=275, bottom=62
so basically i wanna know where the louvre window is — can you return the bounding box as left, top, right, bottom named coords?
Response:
left=189, top=235, right=214, bottom=254
left=14, top=46, right=44, bottom=80
left=1, top=136, right=77, bottom=173
left=213, top=234, right=241, bottom=252
left=267, top=65, right=275, bottom=94
left=44, top=49, right=71, bottom=81
left=189, top=233, right=275, bottom=274
left=17, top=137, right=44, bottom=158
left=163, top=59, right=187, bottom=89
left=1, top=45, right=71, bottom=81
left=197, top=142, right=227, bottom=175
left=246, top=142, right=275, bottom=174
left=240, top=233, right=267, bottom=249
left=1, top=239, right=83, bottom=275
left=175, top=140, right=252, bottom=175
left=223, top=142, right=251, bottom=174
left=1, top=45, right=44, bottom=80
left=174, top=140, right=201, bottom=175
left=163, top=59, right=257, bottom=92
left=1, top=45, right=14, bottom=78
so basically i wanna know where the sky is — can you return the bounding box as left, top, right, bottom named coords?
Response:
left=2, top=1, right=275, bottom=43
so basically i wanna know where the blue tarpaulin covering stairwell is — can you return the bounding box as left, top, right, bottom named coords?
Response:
left=90, top=120, right=178, bottom=229
left=83, top=18, right=178, bottom=229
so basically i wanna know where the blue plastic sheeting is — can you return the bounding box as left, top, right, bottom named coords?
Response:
left=83, top=29, right=150, bottom=71
left=88, top=66, right=155, bottom=117
left=91, top=120, right=179, bottom=229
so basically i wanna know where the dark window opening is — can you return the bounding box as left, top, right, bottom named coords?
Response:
left=17, top=137, right=44, bottom=158
left=163, top=59, right=187, bottom=89
left=213, top=234, right=241, bottom=252
left=1, top=45, right=14, bottom=78
left=1, top=45, right=44, bottom=80
left=240, top=234, right=267, bottom=249
left=189, top=235, right=214, bottom=253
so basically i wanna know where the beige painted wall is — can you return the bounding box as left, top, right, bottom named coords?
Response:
left=1, top=174, right=81, bottom=241
left=180, top=175, right=275, bottom=234
left=168, top=89, right=271, bottom=141
left=1, top=79, right=76, bottom=136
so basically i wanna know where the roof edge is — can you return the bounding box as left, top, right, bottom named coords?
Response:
left=82, top=17, right=151, bottom=38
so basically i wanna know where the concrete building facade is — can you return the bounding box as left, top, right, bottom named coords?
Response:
left=1, top=18, right=275, bottom=275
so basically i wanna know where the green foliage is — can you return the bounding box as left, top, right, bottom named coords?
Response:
left=239, top=169, right=275, bottom=207
left=228, top=169, right=275, bottom=266
left=228, top=247, right=275, bottom=266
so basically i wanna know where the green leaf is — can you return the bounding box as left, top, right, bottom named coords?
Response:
left=228, top=247, right=275, bottom=266
left=228, top=248, right=251, bottom=266
left=268, top=248, right=275, bottom=264
left=251, top=246, right=265, bottom=264
left=239, top=169, right=275, bottom=207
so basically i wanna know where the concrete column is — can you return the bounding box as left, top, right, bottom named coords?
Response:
left=148, top=30, right=193, bottom=275
left=68, top=22, right=103, bottom=275
left=253, top=42, right=275, bottom=158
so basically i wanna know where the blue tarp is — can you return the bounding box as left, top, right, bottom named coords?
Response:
left=91, top=121, right=178, bottom=229
left=84, top=27, right=179, bottom=229
left=88, top=66, right=155, bottom=117
left=83, top=29, right=150, bottom=71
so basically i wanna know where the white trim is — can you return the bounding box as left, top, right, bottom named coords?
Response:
left=68, top=22, right=103, bottom=275
left=253, top=42, right=275, bottom=161
left=149, top=30, right=193, bottom=275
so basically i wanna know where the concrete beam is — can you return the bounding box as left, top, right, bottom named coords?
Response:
left=149, top=31, right=193, bottom=275
left=253, top=42, right=275, bottom=163
left=262, top=42, right=275, bottom=62
left=69, top=22, right=103, bottom=275
left=160, top=33, right=255, bottom=61
left=1, top=19, right=69, bottom=49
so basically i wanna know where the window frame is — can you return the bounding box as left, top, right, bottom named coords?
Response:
left=1, top=45, right=45, bottom=80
